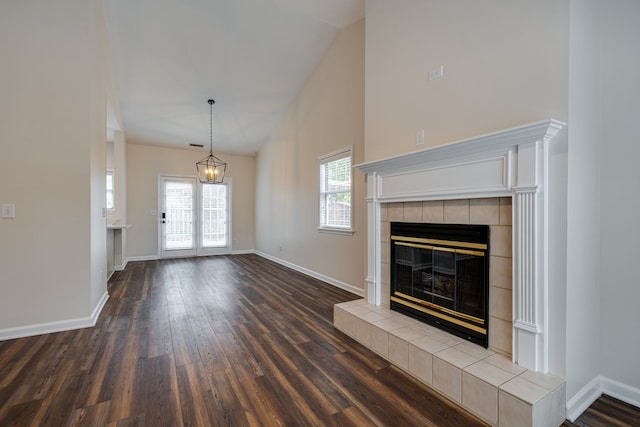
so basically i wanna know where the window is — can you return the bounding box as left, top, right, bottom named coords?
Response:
left=319, top=146, right=353, bottom=233
left=106, top=169, right=115, bottom=211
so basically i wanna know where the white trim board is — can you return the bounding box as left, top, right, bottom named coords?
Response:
left=566, top=375, right=640, bottom=421
left=255, top=251, right=365, bottom=298
left=0, top=291, right=109, bottom=341
left=231, top=249, right=254, bottom=255
left=114, top=259, right=128, bottom=271
left=126, top=255, right=160, bottom=263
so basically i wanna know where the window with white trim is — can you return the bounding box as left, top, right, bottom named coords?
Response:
left=319, top=147, right=352, bottom=232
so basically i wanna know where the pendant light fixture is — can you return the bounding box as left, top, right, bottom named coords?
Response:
left=196, top=99, right=226, bottom=183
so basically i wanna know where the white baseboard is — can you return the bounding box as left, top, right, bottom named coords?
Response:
left=127, top=250, right=252, bottom=264
left=0, top=291, right=109, bottom=341
left=566, top=375, right=604, bottom=422
left=566, top=375, right=640, bottom=421
left=91, top=291, right=110, bottom=323
left=115, top=259, right=128, bottom=271
left=126, top=255, right=159, bottom=262
left=255, top=250, right=365, bottom=297
left=231, top=249, right=255, bottom=255
left=601, top=376, right=640, bottom=411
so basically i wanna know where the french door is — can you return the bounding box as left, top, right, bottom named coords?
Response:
left=159, top=176, right=230, bottom=258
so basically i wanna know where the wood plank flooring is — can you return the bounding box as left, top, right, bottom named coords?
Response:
left=0, top=254, right=638, bottom=426
left=0, top=254, right=486, bottom=426
left=563, top=395, right=640, bottom=427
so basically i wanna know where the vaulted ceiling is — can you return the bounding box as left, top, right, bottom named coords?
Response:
left=103, top=0, right=365, bottom=156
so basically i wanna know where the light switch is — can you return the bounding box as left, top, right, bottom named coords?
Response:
left=416, top=129, right=425, bottom=146
left=2, top=204, right=15, bottom=219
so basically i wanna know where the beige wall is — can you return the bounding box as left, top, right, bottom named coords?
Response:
left=126, top=144, right=256, bottom=258
left=255, top=20, right=366, bottom=292
left=596, top=0, right=640, bottom=395
left=0, top=0, right=119, bottom=331
left=565, top=0, right=601, bottom=398
left=365, top=0, right=569, bottom=162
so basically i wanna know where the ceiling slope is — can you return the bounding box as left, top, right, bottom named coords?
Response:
left=103, top=0, right=364, bottom=155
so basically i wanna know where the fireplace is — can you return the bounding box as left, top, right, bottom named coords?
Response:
left=391, top=222, right=490, bottom=347
left=337, top=121, right=567, bottom=426
left=356, top=120, right=565, bottom=372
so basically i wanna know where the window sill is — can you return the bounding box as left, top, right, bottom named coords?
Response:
left=317, top=227, right=354, bottom=236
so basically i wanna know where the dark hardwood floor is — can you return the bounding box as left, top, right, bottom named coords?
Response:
left=0, top=254, right=638, bottom=426
left=0, top=254, right=486, bottom=426
left=562, top=395, right=640, bottom=427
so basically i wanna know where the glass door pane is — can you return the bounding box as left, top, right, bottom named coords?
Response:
left=432, top=250, right=456, bottom=309
left=201, top=184, right=227, bottom=248
left=161, top=177, right=196, bottom=258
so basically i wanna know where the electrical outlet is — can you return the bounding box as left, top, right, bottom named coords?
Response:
left=2, top=204, right=15, bottom=219
left=428, top=65, right=444, bottom=81
left=416, top=130, right=425, bottom=146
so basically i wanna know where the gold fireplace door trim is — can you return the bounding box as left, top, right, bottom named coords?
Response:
left=391, top=293, right=487, bottom=335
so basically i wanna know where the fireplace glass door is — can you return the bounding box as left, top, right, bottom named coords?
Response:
left=394, top=244, right=485, bottom=319
left=391, top=223, right=489, bottom=347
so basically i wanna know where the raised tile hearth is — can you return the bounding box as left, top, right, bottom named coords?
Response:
left=334, top=299, right=565, bottom=426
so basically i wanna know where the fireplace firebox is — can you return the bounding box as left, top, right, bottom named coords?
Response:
left=390, top=222, right=490, bottom=347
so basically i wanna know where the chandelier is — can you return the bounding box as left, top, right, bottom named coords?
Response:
left=196, top=99, right=226, bottom=183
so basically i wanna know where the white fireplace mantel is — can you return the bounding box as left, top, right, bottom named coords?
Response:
left=355, top=119, right=565, bottom=373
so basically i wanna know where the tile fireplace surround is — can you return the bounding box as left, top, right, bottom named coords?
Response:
left=334, top=120, right=567, bottom=426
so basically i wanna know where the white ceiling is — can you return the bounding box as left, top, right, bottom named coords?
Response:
left=103, top=0, right=365, bottom=156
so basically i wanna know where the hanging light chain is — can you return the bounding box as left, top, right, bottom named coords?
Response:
left=209, top=99, right=214, bottom=155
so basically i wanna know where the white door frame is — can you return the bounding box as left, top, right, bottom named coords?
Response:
left=158, top=175, right=232, bottom=259
left=159, top=175, right=198, bottom=259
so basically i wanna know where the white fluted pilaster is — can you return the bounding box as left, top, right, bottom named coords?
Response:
left=365, top=173, right=381, bottom=305
left=512, top=185, right=545, bottom=371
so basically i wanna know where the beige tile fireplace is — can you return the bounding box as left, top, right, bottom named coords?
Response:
left=334, top=120, right=567, bottom=426
left=381, top=198, right=513, bottom=356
